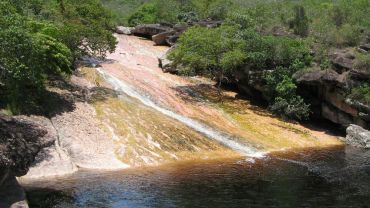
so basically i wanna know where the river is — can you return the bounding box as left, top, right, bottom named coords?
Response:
left=20, top=35, right=370, bottom=207
left=24, top=146, right=370, bottom=207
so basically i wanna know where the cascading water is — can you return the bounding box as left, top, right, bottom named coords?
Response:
left=96, top=68, right=265, bottom=158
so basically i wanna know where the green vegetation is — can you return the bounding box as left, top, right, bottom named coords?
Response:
left=128, top=3, right=158, bottom=26
left=105, top=0, right=369, bottom=48
left=349, top=84, right=370, bottom=105
left=289, top=6, right=309, bottom=37
left=169, top=25, right=245, bottom=79
left=355, top=53, right=370, bottom=72
left=0, top=0, right=117, bottom=114
left=102, top=0, right=148, bottom=25
left=170, top=13, right=312, bottom=120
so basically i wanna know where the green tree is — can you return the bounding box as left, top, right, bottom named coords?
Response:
left=169, top=25, right=246, bottom=96
left=128, top=3, right=158, bottom=26
left=0, top=0, right=117, bottom=113
left=290, top=6, right=309, bottom=37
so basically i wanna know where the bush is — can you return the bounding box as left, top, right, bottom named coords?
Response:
left=169, top=25, right=246, bottom=79
left=101, top=0, right=148, bottom=25
left=289, top=6, right=309, bottom=37
left=349, top=84, right=370, bottom=105
left=128, top=3, right=158, bottom=26
left=265, top=65, right=311, bottom=120
left=337, top=24, right=362, bottom=46
left=331, top=5, right=347, bottom=27
left=0, top=0, right=117, bottom=113
left=170, top=18, right=312, bottom=120
left=354, top=53, right=370, bottom=72
left=270, top=96, right=311, bottom=121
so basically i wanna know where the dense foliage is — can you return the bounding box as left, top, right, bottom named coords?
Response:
left=0, top=0, right=117, bottom=113
left=106, top=0, right=369, bottom=48
left=170, top=14, right=313, bottom=120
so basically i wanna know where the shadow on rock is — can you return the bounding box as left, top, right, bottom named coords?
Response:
left=25, top=187, right=74, bottom=208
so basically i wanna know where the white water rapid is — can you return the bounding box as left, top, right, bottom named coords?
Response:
left=97, top=68, right=265, bottom=158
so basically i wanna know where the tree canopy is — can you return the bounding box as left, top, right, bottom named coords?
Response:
left=0, top=0, right=117, bottom=113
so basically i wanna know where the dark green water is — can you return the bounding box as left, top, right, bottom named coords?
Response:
left=24, top=146, right=370, bottom=208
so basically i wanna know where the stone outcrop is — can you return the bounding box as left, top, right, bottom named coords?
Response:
left=115, top=26, right=132, bottom=35
left=292, top=46, right=368, bottom=129
left=233, top=42, right=370, bottom=130
left=0, top=114, right=55, bottom=208
left=132, top=20, right=223, bottom=47
left=158, top=47, right=177, bottom=73
left=0, top=115, right=53, bottom=178
left=20, top=72, right=128, bottom=180
left=345, top=125, right=370, bottom=148
left=359, top=43, right=370, bottom=52
left=329, top=49, right=355, bottom=73
left=152, top=30, right=177, bottom=45
left=131, top=24, right=172, bottom=38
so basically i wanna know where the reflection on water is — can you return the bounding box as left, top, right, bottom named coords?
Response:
left=24, top=146, right=370, bottom=208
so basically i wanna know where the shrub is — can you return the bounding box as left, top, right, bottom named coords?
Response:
left=0, top=0, right=116, bottom=113
left=270, top=96, right=311, bottom=121
left=289, top=6, right=309, bottom=37
left=170, top=20, right=312, bottom=119
left=265, top=66, right=311, bottom=120
left=331, top=5, right=347, bottom=27
left=169, top=25, right=246, bottom=79
left=354, top=53, right=370, bottom=72
left=349, top=84, right=370, bottom=105
left=337, top=24, right=362, bottom=46
left=128, top=3, right=157, bottom=26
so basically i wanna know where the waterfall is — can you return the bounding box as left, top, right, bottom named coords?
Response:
left=97, top=68, right=265, bottom=158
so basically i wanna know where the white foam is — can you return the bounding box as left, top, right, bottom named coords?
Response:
left=97, top=68, right=265, bottom=158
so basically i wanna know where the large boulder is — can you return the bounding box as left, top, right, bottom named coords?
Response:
left=132, top=24, right=172, bottom=37
left=345, top=125, right=370, bottom=148
left=115, top=26, right=132, bottom=35
left=329, top=49, right=355, bottom=73
left=295, top=69, right=342, bottom=85
left=359, top=43, right=370, bottom=52
left=133, top=21, right=222, bottom=46
left=159, top=47, right=177, bottom=73
left=152, top=30, right=176, bottom=45
left=349, top=69, right=370, bottom=81
left=0, top=115, right=53, bottom=177
left=0, top=114, right=54, bottom=208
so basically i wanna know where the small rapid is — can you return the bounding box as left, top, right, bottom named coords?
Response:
left=96, top=68, right=265, bottom=158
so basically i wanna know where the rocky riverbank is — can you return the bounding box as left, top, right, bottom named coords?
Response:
left=0, top=115, right=54, bottom=207
left=3, top=31, right=364, bottom=207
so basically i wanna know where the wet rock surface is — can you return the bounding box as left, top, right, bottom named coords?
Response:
left=21, top=70, right=128, bottom=180
left=345, top=125, right=370, bottom=148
